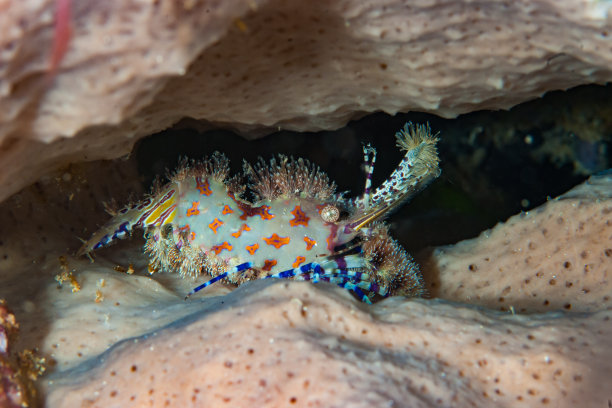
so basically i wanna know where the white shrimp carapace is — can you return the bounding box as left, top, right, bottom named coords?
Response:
left=78, top=123, right=441, bottom=303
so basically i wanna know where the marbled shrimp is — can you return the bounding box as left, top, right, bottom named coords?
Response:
left=78, top=123, right=441, bottom=303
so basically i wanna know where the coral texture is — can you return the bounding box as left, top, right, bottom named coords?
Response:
left=1, top=0, right=612, bottom=202
left=420, top=171, right=612, bottom=313
left=0, top=300, right=28, bottom=408
left=46, top=281, right=612, bottom=407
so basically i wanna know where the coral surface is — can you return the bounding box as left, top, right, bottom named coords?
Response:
left=1, top=0, right=612, bottom=202
left=0, top=300, right=28, bottom=408
left=45, top=281, right=612, bottom=407
left=420, top=172, right=612, bottom=313
left=1, top=1, right=612, bottom=405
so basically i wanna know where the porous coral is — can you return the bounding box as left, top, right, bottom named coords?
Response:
left=0, top=300, right=29, bottom=408
left=420, top=171, right=612, bottom=313
left=46, top=281, right=612, bottom=407
left=1, top=1, right=612, bottom=405
left=1, top=0, right=612, bottom=202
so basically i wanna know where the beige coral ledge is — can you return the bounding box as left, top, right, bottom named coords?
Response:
left=1, top=0, right=612, bottom=406
left=1, top=0, right=612, bottom=202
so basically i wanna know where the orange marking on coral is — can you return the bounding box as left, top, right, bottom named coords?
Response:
left=189, top=232, right=196, bottom=241
left=263, top=233, right=290, bottom=249
left=289, top=206, right=310, bottom=227
left=208, top=218, right=224, bottom=234
left=222, top=205, right=234, bottom=215
left=245, top=243, right=259, bottom=255
left=263, top=259, right=277, bottom=271
left=179, top=224, right=190, bottom=233
left=196, top=177, right=212, bottom=196
left=303, top=236, right=317, bottom=250
left=231, top=223, right=252, bottom=238
left=292, top=256, right=306, bottom=268
left=186, top=201, right=200, bottom=217
left=211, top=241, right=233, bottom=255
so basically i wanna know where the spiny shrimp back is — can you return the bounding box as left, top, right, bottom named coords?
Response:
left=77, top=123, right=441, bottom=303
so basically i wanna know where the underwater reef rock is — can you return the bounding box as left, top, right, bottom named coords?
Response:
left=420, top=171, right=612, bottom=313
left=0, top=300, right=28, bottom=408
left=46, top=281, right=612, bottom=407
left=1, top=0, right=612, bottom=202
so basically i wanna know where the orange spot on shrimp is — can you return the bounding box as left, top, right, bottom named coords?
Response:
left=196, top=177, right=212, bottom=196
left=231, top=223, right=251, bottom=238
left=211, top=241, right=233, bottom=254
left=239, top=204, right=275, bottom=220
left=326, top=232, right=334, bottom=252
left=292, top=256, right=306, bottom=268
left=304, top=236, right=316, bottom=250
left=222, top=205, right=234, bottom=215
left=263, top=233, right=290, bottom=249
left=263, top=259, right=277, bottom=271
left=208, top=218, right=224, bottom=234
left=186, top=202, right=200, bottom=217
left=289, top=206, right=310, bottom=227
left=258, top=205, right=275, bottom=220
left=189, top=232, right=196, bottom=241
left=245, top=243, right=259, bottom=255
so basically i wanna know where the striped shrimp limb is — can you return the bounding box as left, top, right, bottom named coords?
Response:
left=76, top=185, right=178, bottom=257
left=274, top=264, right=375, bottom=304
left=264, top=262, right=374, bottom=303
left=370, top=122, right=440, bottom=208
left=359, top=144, right=377, bottom=209
left=263, top=255, right=368, bottom=280
left=303, top=271, right=389, bottom=301
left=185, top=262, right=253, bottom=298
left=264, top=256, right=377, bottom=303
left=353, top=122, right=440, bottom=219
left=329, top=280, right=373, bottom=304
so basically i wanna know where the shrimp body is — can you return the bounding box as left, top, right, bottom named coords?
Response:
left=79, top=123, right=441, bottom=303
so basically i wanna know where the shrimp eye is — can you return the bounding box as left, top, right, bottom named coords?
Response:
left=320, top=204, right=340, bottom=223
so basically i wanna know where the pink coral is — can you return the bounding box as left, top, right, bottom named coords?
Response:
left=0, top=2, right=611, bottom=404
left=1, top=0, right=612, bottom=201
left=0, top=300, right=28, bottom=408
left=420, top=172, right=612, bottom=313
left=46, top=281, right=612, bottom=407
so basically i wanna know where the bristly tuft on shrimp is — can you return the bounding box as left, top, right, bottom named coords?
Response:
left=77, top=123, right=441, bottom=304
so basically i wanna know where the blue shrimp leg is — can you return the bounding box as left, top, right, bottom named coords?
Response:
left=264, top=262, right=375, bottom=304
left=186, top=257, right=377, bottom=303
left=360, top=143, right=377, bottom=208
left=184, top=262, right=253, bottom=298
